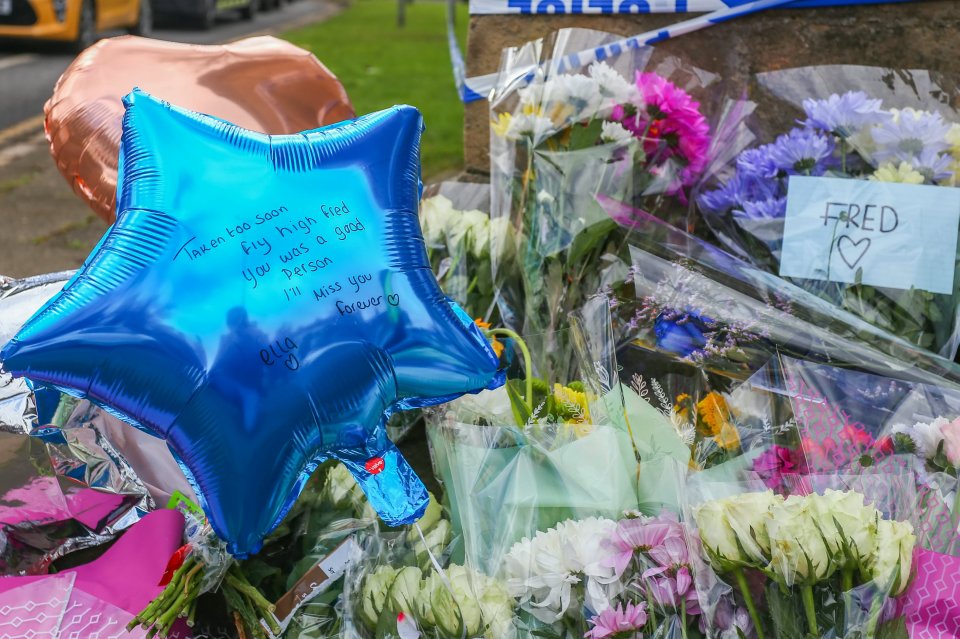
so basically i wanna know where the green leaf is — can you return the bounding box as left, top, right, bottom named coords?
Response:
left=766, top=582, right=804, bottom=639
left=567, top=217, right=618, bottom=268
left=876, top=616, right=909, bottom=639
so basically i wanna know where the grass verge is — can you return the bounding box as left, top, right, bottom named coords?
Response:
left=283, top=0, right=468, bottom=179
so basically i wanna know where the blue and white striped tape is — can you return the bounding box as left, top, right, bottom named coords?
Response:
left=450, top=0, right=917, bottom=103
left=469, top=0, right=912, bottom=15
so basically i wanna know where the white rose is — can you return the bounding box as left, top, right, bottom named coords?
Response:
left=417, top=564, right=512, bottom=637
left=359, top=565, right=399, bottom=630
left=810, top=490, right=879, bottom=566
left=722, top=490, right=783, bottom=564
left=694, top=499, right=743, bottom=570
left=487, top=216, right=515, bottom=267
left=766, top=495, right=835, bottom=585
left=388, top=566, right=424, bottom=615
left=869, top=519, right=915, bottom=595
left=420, top=195, right=457, bottom=247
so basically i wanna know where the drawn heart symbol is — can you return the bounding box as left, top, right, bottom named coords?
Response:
left=836, top=235, right=871, bottom=270
left=284, top=353, right=301, bottom=371
left=387, top=294, right=400, bottom=307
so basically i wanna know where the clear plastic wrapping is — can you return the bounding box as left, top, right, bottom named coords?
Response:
left=696, top=64, right=960, bottom=359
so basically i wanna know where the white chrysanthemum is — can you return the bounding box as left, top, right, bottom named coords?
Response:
left=893, top=418, right=947, bottom=459
left=447, top=386, right=514, bottom=424
left=588, top=61, right=637, bottom=105
left=600, top=121, right=634, bottom=144
left=502, top=517, right=620, bottom=622
left=507, top=112, right=555, bottom=141
left=540, top=73, right=603, bottom=126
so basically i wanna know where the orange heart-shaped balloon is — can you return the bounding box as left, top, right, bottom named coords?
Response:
left=45, top=35, right=355, bottom=222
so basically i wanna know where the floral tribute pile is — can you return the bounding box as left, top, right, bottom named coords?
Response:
left=6, top=30, right=960, bottom=639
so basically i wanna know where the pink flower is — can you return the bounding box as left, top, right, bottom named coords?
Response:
left=640, top=574, right=701, bottom=616
left=603, top=514, right=684, bottom=576
left=940, top=417, right=960, bottom=466
left=612, top=72, right=712, bottom=192
left=643, top=537, right=693, bottom=596
left=752, top=445, right=803, bottom=491
left=585, top=601, right=648, bottom=639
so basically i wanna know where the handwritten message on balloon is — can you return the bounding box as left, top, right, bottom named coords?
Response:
left=779, top=176, right=960, bottom=294
left=171, top=197, right=392, bottom=319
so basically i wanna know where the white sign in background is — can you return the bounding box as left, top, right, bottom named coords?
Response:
left=779, top=176, right=960, bottom=295
left=470, top=0, right=733, bottom=14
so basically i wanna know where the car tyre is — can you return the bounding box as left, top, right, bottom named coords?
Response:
left=130, top=0, right=152, bottom=36
left=72, top=0, right=96, bottom=52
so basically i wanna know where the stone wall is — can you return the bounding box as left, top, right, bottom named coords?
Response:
left=462, top=0, right=960, bottom=176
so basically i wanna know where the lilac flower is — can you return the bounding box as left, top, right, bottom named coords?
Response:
left=642, top=536, right=693, bottom=596
left=640, top=575, right=702, bottom=616
left=906, top=147, right=954, bottom=182
left=872, top=108, right=952, bottom=166
left=603, top=514, right=684, bottom=576
left=585, top=601, right=648, bottom=639
left=732, top=197, right=787, bottom=221
left=802, top=91, right=888, bottom=137
left=769, top=128, right=835, bottom=175
left=736, top=145, right=780, bottom=178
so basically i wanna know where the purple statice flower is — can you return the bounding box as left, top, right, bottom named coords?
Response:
left=736, top=145, right=780, bottom=178
left=585, top=601, right=648, bottom=639
left=802, top=91, right=889, bottom=137
left=769, top=128, right=835, bottom=175
left=872, top=108, right=952, bottom=166
left=732, top=197, right=787, bottom=221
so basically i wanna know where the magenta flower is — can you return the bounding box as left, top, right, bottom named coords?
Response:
left=752, top=445, right=804, bottom=491
left=611, top=72, right=712, bottom=192
left=603, top=514, right=684, bottom=576
left=585, top=601, right=649, bottom=639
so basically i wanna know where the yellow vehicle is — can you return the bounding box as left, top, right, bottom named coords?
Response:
left=0, top=0, right=151, bottom=51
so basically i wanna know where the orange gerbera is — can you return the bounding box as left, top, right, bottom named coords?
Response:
left=474, top=318, right=504, bottom=357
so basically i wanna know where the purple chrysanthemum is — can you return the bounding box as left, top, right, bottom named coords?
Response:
left=769, top=128, right=835, bottom=175
left=802, top=91, right=889, bottom=137
left=732, top=196, right=787, bottom=221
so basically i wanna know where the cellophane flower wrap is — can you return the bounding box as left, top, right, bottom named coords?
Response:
left=697, top=65, right=960, bottom=359
left=488, top=28, right=752, bottom=380
left=682, top=353, right=960, bottom=639
left=619, top=220, right=960, bottom=388
left=426, top=301, right=709, bottom=638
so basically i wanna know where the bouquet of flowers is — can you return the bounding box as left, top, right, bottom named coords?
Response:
left=697, top=65, right=960, bottom=358
left=488, top=28, right=751, bottom=379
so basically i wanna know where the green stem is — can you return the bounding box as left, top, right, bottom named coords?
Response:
left=864, top=591, right=884, bottom=639
left=801, top=584, right=819, bottom=637
left=680, top=597, right=689, bottom=639
left=645, top=588, right=658, bottom=634
left=487, top=328, right=534, bottom=412
left=732, top=568, right=766, bottom=639
left=841, top=568, right=854, bottom=637
left=951, top=485, right=960, bottom=552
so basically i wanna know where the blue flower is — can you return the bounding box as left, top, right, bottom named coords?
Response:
left=872, top=108, right=952, bottom=167
left=732, top=196, right=788, bottom=221
left=769, top=128, right=835, bottom=175
left=654, top=311, right=710, bottom=358
left=802, top=91, right=889, bottom=137
left=737, top=145, right=780, bottom=178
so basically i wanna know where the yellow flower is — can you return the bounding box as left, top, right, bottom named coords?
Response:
left=474, top=319, right=504, bottom=358
left=491, top=113, right=513, bottom=138
left=697, top=392, right=731, bottom=436
left=673, top=393, right=692, bottom=420
left=552, top=383, right=590, bottom=424
left=521, top=103, right=545, bottom=118
left=715, top=422, right=741, bottom=450
left=871, top=162, right=924, bottom=185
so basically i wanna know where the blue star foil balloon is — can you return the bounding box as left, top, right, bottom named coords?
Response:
left=1, top=89, right=504, bottom=556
